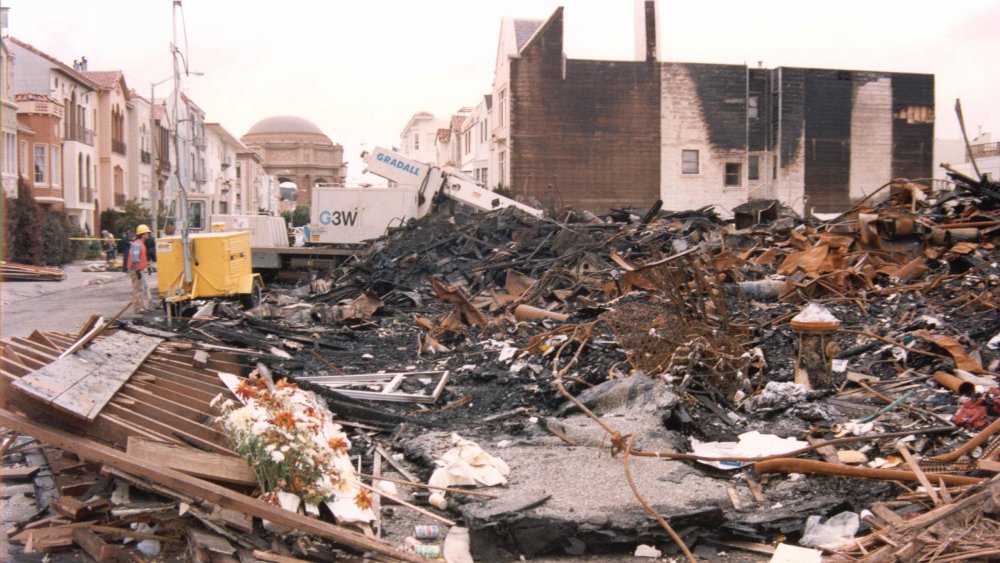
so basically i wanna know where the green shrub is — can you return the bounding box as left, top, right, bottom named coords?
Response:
left=4, top=179, right=45, bottom=265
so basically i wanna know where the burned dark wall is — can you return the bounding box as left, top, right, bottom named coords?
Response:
left=509, top=10, right=661, bottom=213
left=891, top=73, right=934, bottom=181
left=684, top=63, right=749, bottom=151
left=778, top=69, right=806, bottom=167
left=748, top=68, right=769, bottom=153
left=803, top=70, right=854, bottom=212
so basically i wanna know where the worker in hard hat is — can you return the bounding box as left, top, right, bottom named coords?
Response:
left=127, top=225, right=153, bottom=313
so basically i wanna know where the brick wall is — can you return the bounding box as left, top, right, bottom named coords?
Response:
left=509, top=10, right=660, bottom=213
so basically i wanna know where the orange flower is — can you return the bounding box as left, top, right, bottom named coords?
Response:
left=327, top=437, right=349, bottom=455
left=234, top=380, right=257, bottom=401
left=269, top=410, right=297, bottom=430
left=276, top=379, right=299, bottom=391
left=354, top=489, right=373, bottom=511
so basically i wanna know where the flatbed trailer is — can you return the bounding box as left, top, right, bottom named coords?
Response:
left=250, top=244, right=363, bottom=271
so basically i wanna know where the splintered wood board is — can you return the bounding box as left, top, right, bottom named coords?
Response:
left=12, top=331, right=162, bottom=421
left=126, top=437, right=257, bottom=486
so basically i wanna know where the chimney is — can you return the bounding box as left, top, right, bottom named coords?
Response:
left=634, top=0, right=658, bottom=62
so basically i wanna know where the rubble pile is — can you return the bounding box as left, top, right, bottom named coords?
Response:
left=4, top=172, right=1000, bottom=561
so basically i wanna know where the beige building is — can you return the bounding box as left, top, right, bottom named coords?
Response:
left=82, top=70, right=130, bottom=213
left=240, top=116, right=345, bottom=207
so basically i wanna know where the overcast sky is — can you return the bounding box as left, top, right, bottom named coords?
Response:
left=4, top=0, right=998, bottom=181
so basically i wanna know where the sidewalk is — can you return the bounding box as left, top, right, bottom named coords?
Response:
left=0, top=260, right=158, bottom=339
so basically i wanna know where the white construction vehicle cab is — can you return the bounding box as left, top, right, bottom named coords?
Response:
left=306, top=147, right=542, bottom=245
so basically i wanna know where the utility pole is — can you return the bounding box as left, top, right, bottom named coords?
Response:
left=171, top=0, right=192, bottom=285
left=149, top=82, right=160, bottom=236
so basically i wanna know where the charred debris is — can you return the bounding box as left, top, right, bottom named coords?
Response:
left=4, top=172, right=1000, bottom=562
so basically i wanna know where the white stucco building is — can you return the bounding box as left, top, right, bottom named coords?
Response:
left=205, top=122, right=243, bottom=214
left=459, top=96, right=493, bottom=186
left=399, top=112, right=446, bottom=166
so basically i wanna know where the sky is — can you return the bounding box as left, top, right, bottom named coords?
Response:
left=4, top=0, right=998, bottom=181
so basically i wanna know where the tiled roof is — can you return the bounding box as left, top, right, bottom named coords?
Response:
left=15, top=93, right=59, bottom=103
left=450, top=114, right=466, bottom=131
left=128, top=89, right=149, bottom=103
left=513, top=19, right=544, bottom=51
left=437, top=128, right=451, bottom=142
left=81, top=70, right=125, bottom=90
left=153, top=103, right=169, bottom=124
left=180, top=92, right=205, bottom=116
left=6, top=37, right=100, bottom=90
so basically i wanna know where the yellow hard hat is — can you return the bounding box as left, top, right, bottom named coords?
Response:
left=135, top=224, right=151, bottom=235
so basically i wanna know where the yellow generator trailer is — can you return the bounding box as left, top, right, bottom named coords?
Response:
left=156, top=230, right=263, bottom=316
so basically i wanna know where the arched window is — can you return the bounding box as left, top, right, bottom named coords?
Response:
left=78, top=153, right=83, bottom=200
left=86, top=155, right=92, bottom=201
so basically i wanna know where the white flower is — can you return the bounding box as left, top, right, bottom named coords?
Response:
left=209, top=393, right=224, bottom=409
left=251, top=420, right=270, bottom=436
left=270, top=450, right=285, bottom=463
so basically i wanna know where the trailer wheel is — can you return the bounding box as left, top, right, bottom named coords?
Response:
left=241, top=280, right=263, bottom=309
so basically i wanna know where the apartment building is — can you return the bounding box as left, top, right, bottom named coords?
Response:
left=7, top=38, right=100, bottom=230
left=15, top=93, right=63, bottom=208
left=459, top=96, right=492, bottom=186
left=1, top=40, right=18, bottom=196
left=126, top=90, right=154, bottom=205
left=490, top=5, right=933, bottom=214
left=205, top=123, right=243, bottom=214
left=81, top=70, right=131, bottom=214
left=399, top=112, right=446, bottom=168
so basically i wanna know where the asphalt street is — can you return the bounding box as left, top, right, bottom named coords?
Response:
left=1, top=261, right=158, bottom=339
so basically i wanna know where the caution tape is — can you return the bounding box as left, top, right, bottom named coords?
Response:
left=69, top=237, right=119, bottom=242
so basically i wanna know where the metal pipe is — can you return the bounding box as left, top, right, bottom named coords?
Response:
left=933, top=371, right=974, bottom=395
left=931, top=416, right=1000, bottom=463
left=755, top=458, right=982, bottom=486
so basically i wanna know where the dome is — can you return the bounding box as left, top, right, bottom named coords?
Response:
left=246, top=115, right=324, bottom=136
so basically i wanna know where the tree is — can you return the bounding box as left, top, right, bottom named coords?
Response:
left=101, top=199, right=153, bottom=238
left=281, top=205, right=311, bottom=227
left=4, top=179, right=45, bottom=264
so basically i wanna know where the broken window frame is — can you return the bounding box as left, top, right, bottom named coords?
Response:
left=682, top=149, right=699, bottom=175
left=725, top=162, right=742, bottom=187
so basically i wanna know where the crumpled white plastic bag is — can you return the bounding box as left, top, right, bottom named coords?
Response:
left=428, top=433, right=510, bottom=490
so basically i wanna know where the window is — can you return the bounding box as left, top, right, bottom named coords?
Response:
left=218, top=200, right=228, bottom=214
left=51, top=146, right=60, bottom=186
left=498, top=150, right=506, bottom=186
left=78, top=154, right=84, bottom=200
left=681, top=150, right=699, bottom=174
left=498, top=88, right=506, bottom=128
left=20, top=141, right=28, bottom=177
left=748, top=96, right=759, bottom=119
left=748, top=156, right=760, bottom=181
left=413, top=133, right=419, bottom=151
left=2, top=133, right=15, bottom=175
left=189, top=201, right=205, bottom=230
left=724, top=163, right=742, bottom=187
left=34, top=144, right=47, bottom=184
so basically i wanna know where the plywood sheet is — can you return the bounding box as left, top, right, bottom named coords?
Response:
left=12, top=331, right=162, bottom=421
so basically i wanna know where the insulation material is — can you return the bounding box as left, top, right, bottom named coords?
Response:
left=428, top=433, right=510, bottom=490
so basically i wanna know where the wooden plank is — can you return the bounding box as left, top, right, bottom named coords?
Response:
left=188, top=527, right=236, bottom=555
left=72, top=527, right=123, bottom=562
left=127, top=437, right=256, bottom=486
left=0, top=409, right=423, bottom=563
left=210, top=505, right=253, bottom=534
left=12, top=332, right=163, bottom=421
left=0, top=466, right=38, bottom=480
